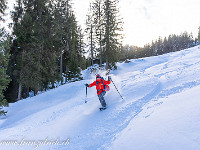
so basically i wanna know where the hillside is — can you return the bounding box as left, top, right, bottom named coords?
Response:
left=0, top=46, right=200, bottom=150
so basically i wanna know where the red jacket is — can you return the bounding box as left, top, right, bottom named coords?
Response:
left=89, top=78, right=111, bottom=95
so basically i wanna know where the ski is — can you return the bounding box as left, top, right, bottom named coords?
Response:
left=99, top=107, right=106, bottom=111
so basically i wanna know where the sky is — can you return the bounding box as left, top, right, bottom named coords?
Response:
left=4, top=0, right=200, bottom=47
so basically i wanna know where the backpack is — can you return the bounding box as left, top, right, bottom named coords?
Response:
left=96, top=77, right=110, bottom=92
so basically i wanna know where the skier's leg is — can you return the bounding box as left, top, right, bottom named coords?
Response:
left=98, top=91, right=106, bottom=107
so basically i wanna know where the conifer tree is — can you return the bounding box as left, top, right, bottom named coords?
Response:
left=0, top=0, right=10, bottom=115
left=156, top=37, right=163, bottom=55
left=102, top=0, right=123, bottom=69
left=0, top=0, right=7, bottom=21
left=85, top=3, right=96, bottom=66
left=77, top=26, right=86, bottom=69
left=92, top=0, right=104, bottom=66
left=68, top=14, right=79, bottom=73
left=10, top=0, right=61, bottom=99
left=86, top=0, right=123, bottom=69
left=56, top=0, right=84, bottom=79
left=5, top=0, right=24, bottom=101
left=11, top=0, right=41, bottom=99
left=0, top=29, right=10, bottom=116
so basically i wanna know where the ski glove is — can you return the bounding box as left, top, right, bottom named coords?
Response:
left=85, top=84, right=89, bottom=87
left=108, top=76, right=111, bottom=81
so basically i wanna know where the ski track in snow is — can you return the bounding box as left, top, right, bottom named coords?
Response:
left=0, top=46, right=200, bottom=150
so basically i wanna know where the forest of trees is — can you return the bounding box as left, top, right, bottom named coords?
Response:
left=4, top=0, right=90, bottom=104
left=0, top=0, right=123, bottom=115
left=120, top=32, right=199, bottom=61
left=0, top=0, right=200, bottom=116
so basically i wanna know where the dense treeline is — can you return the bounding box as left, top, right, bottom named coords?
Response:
left=4, top=0, right=89, bottom=104
left=121, top=32, right=199, bottom=60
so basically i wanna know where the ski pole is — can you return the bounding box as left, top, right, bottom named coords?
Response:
left=85, top=86, right=88, bottom=103
left=111, top=79, right=124, bottom=100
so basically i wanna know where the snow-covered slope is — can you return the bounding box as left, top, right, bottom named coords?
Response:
left=0, top=46, right=200, bottom=150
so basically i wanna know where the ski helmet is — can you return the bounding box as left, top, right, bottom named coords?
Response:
left=96, top=74, right=101, bottom=78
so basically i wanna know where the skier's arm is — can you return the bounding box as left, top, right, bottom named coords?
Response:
left=103, top=80, right=111, bottom=85
left=89, top=81, right=96, bottom=87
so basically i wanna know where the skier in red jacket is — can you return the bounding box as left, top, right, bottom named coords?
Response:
left=85, top=74, right=111, bottom=109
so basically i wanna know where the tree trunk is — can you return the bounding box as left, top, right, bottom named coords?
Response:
left=100, top=29, right=102, bottom=66
left=66, top=65, right=69, bottom=73
left=18, top=70, right=23, bottom=100
left=60, top=48, right=63, bottom=76
left=27, top=87, right=29, bottom=98
left=99, top=1, right=102, bottom=66
left=34, top=83, right=40, bottom=96
left=91, top=24, right=94, bottom=66
left=106, top=57, right=109, bottom=70
left=18, top=83, right=22, bottom=100
left=60, top=48, right=63, bottom=84
left=34, top=89, right=37, bottom=96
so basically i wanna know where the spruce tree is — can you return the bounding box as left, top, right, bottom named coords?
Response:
left=11, top=0, right=39, bottom=99
left=102, top=0, right=123, bottom=69
left=85, top=3, right=96, bottom=66
left=5, top=0, right=24, bottom=101
left=0, top=0, right=7, bottom=21
left=68, top=14, right=79, bottom=73
left=0, top=29, right=10, bottom=116
left=0, top=0, right=10, bottom=115
left=91, top=0, right=104, bottom=66
left=57, top=0, right=85, bottom=81
left=10, top=0, right=61, bottom=99
left=31, top=0, right=61, bottom=92
left=86, top=0, right=123, bottom=69
left=77, top=26, right=86, bottom=69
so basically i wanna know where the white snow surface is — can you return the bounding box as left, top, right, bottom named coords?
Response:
left=0, top=46, right=200, bottom=150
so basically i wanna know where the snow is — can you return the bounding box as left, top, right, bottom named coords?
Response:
left=0, top=46, right=200, bottom=150
left=109, top=85, right=200, bottom=150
